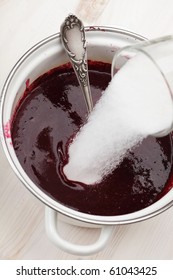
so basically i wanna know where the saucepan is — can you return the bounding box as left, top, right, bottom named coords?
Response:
left=1, top=27, right=173, bottom=256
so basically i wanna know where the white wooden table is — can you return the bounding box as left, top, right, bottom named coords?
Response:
left=1, top=0, right=173, bottom=260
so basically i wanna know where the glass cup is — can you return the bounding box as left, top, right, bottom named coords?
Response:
left=111, top=35, right=173, bottom=137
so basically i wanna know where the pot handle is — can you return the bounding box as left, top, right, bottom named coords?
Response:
left=45, top=206, right=113, bottom=256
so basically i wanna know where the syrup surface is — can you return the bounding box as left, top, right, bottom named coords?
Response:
left=11, top=61, right=173, bottom=215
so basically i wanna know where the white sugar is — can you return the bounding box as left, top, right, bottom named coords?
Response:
left=64, top=52, right=173, bottom=184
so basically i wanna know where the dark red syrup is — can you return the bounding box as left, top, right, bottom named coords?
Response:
left=11, top=61, right=173, bottom=215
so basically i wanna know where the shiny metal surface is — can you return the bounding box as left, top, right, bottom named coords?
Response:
left=61, top=14, right=93, bottom=113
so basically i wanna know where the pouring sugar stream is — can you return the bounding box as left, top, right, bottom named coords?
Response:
left=63, top=36, right=173, bottom=185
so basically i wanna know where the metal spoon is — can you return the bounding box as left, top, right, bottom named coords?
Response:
left=60, top=14, right=93, bottom=113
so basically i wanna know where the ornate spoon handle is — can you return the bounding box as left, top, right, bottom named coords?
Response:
left=60, top=14, right=93, bottom=113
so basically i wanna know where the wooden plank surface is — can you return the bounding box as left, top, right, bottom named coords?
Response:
left=1, top=0, right=173, bottom=259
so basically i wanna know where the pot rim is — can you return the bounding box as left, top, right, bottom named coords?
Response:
left=1, top=26, right=173, bottom=225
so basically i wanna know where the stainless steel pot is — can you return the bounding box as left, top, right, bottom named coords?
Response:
left=1, top=27, right=173, bottom=255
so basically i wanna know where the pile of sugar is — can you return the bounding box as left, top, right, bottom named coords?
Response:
left=63, top=52, right=173, bottom=184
